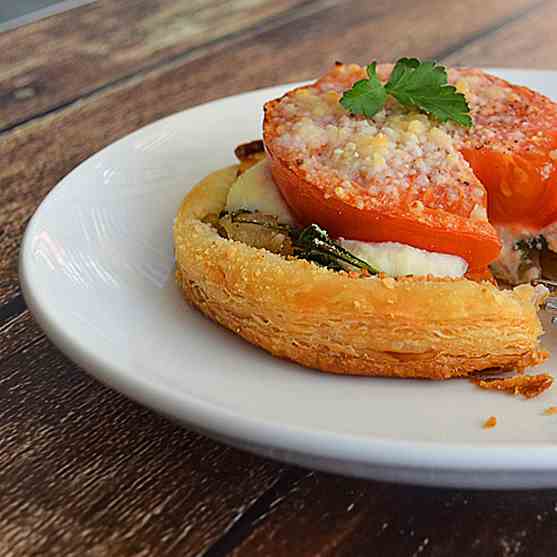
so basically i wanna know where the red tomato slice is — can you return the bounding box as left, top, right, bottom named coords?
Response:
left=268, top=155, right=501, bottom=270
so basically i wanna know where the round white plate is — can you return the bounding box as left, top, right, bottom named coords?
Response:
left=20, top=69, right=557, bottom=489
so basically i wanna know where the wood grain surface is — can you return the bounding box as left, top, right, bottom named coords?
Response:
left=0, top=0, right=312, bottom=131
left=230, top=475, right=557, bottom=557
left=2, top=0, right=557, bottom=555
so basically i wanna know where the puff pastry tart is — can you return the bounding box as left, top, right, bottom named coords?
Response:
left=174, top=61, right=552, bottom=379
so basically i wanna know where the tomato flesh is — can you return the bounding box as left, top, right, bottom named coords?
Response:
left=461, top=132, right=557, bottom=230
left=269, top=156, right=501, bottom=270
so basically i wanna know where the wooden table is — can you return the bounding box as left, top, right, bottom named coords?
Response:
left=2, top=1, right=557, bottom=554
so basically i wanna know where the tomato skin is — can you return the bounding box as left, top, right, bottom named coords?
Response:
left=461, top=132, right=557, bottom=230
left=269, top=156, right=501, bottom=270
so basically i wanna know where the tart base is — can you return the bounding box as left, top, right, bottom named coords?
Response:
left=174, top=166, right=547, bottom=379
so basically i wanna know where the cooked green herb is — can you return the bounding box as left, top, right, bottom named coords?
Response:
left=514, top=235, right=547, bottom=253
left=220, top=210, right=378, bottom=274
left=293, top=223, right=378, bottom=273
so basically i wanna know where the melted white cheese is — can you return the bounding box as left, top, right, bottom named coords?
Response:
left=226, top=159, right=296, bottom=225
left=340, top=240, right=467, bottom=278
left=225, top=157, right=468, bottom=278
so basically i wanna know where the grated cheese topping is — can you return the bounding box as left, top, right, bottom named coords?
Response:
left=447, top=68, right=557, bottom=158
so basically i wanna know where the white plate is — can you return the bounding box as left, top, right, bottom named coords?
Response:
left=20, top=69, right=557, bottom=489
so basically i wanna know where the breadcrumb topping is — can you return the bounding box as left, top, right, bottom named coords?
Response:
left=447, top=67, right=557, bottom=158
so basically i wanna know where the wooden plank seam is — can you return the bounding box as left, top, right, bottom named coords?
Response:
left=201, top=469, right=311, bottom=557
left=0, top=294, right=27, bottom=327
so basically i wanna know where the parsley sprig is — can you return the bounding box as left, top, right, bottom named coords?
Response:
left=340, top=58, right=473, bottom=127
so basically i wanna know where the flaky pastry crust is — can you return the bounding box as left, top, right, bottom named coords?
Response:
left=173, top=166, right=547, bottom=379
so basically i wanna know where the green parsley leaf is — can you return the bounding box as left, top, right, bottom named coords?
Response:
left=339, top=62, right=387, bottom=118
left=385, top=58, right=472, bottom=127
left=339, top=58, right=473, bottom=127
left=385, top=57, right=420, bottom=91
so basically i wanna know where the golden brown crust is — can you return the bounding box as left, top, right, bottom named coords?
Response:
left=472, top=373, right=553, bottom=398
left=483, top=416, right=497, bottom=429
left=173, top=166, right=547, bottom=380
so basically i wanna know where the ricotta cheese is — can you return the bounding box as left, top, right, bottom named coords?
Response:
left=340, top=239, right=468, bottom=278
